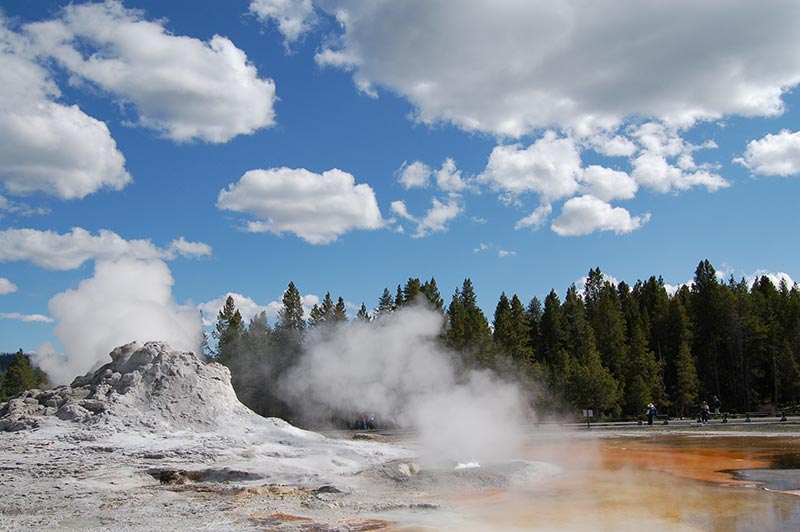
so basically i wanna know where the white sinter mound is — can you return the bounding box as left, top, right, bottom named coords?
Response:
left=1, top=341, right=274, bottom=433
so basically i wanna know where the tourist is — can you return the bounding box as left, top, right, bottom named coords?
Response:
left=700, top=401, right=710, bottom=424
left=646, top=403, right=657, bottom=425
left=712, top=395, right=721, bottom=415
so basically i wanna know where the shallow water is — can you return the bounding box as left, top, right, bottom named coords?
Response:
left=385, top=430, right=800, bottom=531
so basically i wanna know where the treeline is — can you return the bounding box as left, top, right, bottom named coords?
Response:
left=212, top=259, right=800, bottom=423
left=0, top=350, right=48, bottom=402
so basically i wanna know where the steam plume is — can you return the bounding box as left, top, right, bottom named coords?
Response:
left=284, top=305, right=529, bottom=464
left=33, top=258, right=202, bottom=384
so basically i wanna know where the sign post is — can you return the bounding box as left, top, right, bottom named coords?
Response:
left=582, top=409, right=593, bottom=429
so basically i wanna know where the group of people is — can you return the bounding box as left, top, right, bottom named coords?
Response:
left=699, top=395, right=721, bottom=424
left=646, top=395, right=721, bottom=425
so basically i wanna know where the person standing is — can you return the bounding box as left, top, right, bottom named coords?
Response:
left=646, top=403, right=657, bottom=425
left=700, top=401, right=710, bottom=424
left=712, top=396, right=721, bottom=415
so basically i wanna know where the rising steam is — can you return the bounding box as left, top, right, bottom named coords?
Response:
left=32, top=258, right=202, bottom=384
left=283, top=304, right=530, bottom=464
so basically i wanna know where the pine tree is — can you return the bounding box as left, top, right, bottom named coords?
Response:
left=493, top=292, right=513, bottom=353
left=277, top=282, right=305, bottom=331
left=509, top=294, right=533, bottom=364
left=402, top=278, right=422, bottom=305
left=356, top=303, right=371, bottom=322
left=333, top=297, right=347, bottom=322
left=376, top=288, right=394, bottom=317
left=395, top=284, right=405, bottom=308
left=214, top=295, right=244, bottom=366
left=526, top=296, right=543, bottom=361
left=421, top=277, right=445, bottom=311
left=445, top=279, right=493, bottom=364
left=667, top=297, right=699, bottom=417
left=3, top=349, right=42, bottom=398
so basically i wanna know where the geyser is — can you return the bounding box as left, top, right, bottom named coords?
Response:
left=283, top=304, right=530, bottom=464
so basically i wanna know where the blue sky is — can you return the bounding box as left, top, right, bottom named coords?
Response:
left=1, top=1, right=800, bottom=379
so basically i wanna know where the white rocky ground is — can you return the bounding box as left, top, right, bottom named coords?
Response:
left=0, top=342, right=560, bottom=531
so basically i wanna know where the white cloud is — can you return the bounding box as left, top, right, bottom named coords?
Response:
left=745, top=270, right=796, bottom=290
left=473, top=242, right=489, bottom=254
left=481, top=132, right=581, bottom=201
left=0, top=195, right=49, bottom=217
left=629, top=123, right=728, bottom=193
left=514, top=203, right=552, bottom=231
left=249, top=0, right=315, bottom=46
left=735, top=129, right=800, bottom=176
left=198, top=292, right=270, bottom=327
left=390, top=200, right=415, bottom=221
left=313, top=1, right=800, bottom=136
left=0, top=227, right=212, bottom=270
left=0, top=312, right=53, bottom=323
left=435, top=158, right=469, bottom=194
left=415, top=198, right=462, bottom=237
left=396, top=160, right=431, bottom=189
left=200, top=290, right=320, bottom=327
left=217, top=167, right=384, bottom=244
left=551, top=195, right=650, bottom=236
left=26, top=1, right=276, bottom=143
left=580, top=165, right=637, bottom=202
left=32, top=258, right=202, bottom=384
left=0, top=21, right=131, bottom=200
left=587, top=134, right=638, bottom=158
left=497, top=249, right=516, bottom=258
left=399, top=198, right=463, bottom=238
left=574, top=272, right=620, bottom=295
left=167, top=237, right=213, bottom=260
left=0, top=277, right=17, bottom=295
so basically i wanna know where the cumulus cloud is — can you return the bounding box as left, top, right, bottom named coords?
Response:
left=0, top=277, right=17, bottom=295
left=393, top=198, right=463, bottom=238
left=435, top=158, right=469, bottom=194
left=0, top=195, right=49, bottom=218
left=0, top=227, right=211, bottom=270
left=0, top=21, right=131, bottom=200
left=217, top=167, right=384, bottom=244
left=745, top=270, right=796, bottom=290
left=514, top=203, right=552, bottom=231
left=497, top=249, right=516, bottom=258
left=26, top=1, right=276, bottom=143
left=199, top=292, right=270, bottom=327
left=249, top=0, right=316, bottom=46
left=580, top=165, right=637, bottom=202
left=0, top=312, right=53, bottom=323
left=481, top=132, right=581, bottom=201
left=396, top=161, right=431, bottom=189
left=199, top=291, right=320, bottom=327
left=735, top=129, right=800, bottom=176
left=313, top=1, right=800, bottom=136
left=630, top=122, right=728, bottom=193
left=551, top=195, right=650, bottom=236
left=32, top=258, right=203, bottom=384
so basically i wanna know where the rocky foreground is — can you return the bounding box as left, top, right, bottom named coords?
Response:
left=0, top=342, right=558, bottom=531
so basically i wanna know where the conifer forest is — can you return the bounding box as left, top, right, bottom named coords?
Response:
left=209, top=259, right=800, bottom=425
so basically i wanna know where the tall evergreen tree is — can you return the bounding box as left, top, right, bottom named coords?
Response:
left=214, top=295, right=244, bottom=366
left=526, top=296, right=544, bottom=361
left=666, top=297, right=699, bottom=417
left=2, top=349, right=43, bottom=399
left=402, top=277, right=422, bottom=305
left=277, top=282, right=306, bottom=331
left=333, top=296, right=347, bottom=322
left=376, top=288, right=394, bottom=317
left=356, top=303, right=371, bottom=322
left=446, top=279, right=493, bottom=364
left=421, top=277, right=445, bottom=311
